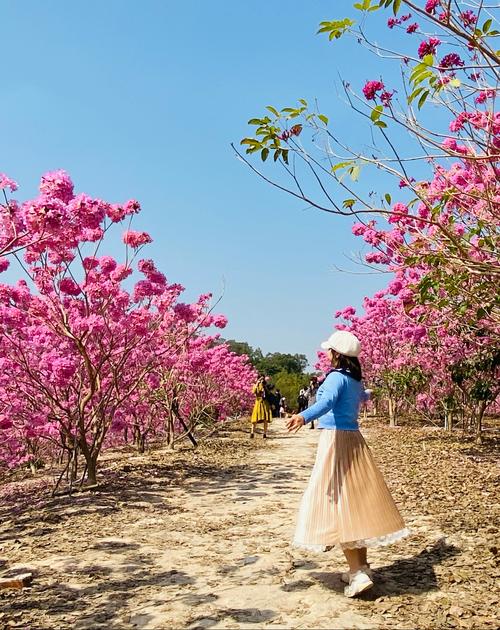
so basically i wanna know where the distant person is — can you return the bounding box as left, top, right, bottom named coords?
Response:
left=279, top=396, right=287, bottom=418
left=305, top=377, right=320, bottom=429
left=297, top=388, right=308, bottom=413
left=286, top=331, right=408, bottom=598
left=272, top=388, right=282, bottom=418
left=250, top=375, right=273, bottom=438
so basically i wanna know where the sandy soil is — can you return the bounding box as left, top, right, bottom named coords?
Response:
left=1, top=418, right=498, bottom=629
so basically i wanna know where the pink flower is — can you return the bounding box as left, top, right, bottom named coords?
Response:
left=418, top=38, right=441, bottom=59
left=387, top=18, right=400, bottom=29
left=439, top=53, right=464, bottom=69
left=351, top=222, right=366, bottom=236
left=460, top=10, right=477, bottom=28
left=399, top=178, right=415, bottom=188
left=406, top=23, right=419, bottom=34
left=106, top=199, right=141, bottom=223
left=212, top=315, right=228, bottom=329
left=99, top=256, right=117, bottom=273
left=425, top=0, right=439, bottom=14
left=442, top=137, right=457, bottom=151
left=362, top=80, right=384, bottom=101
left=59, top=278, right=81, bottom=296
left=0, top=173, right=18, bottom=192
left=82, top=256, right=99, bottom=271
left=39, top=170, right=74, bottom=203
left=0, top=257, right=10, bottom=272
left=401, top=14, right=412, bottom=22
left=475, top=90, right=495, bottom=104
left=122, top=230, right=153, bottom=248
left=389, top=203, right=409, bottom=223
left=110, top=264, right=132, bottom=282
left=365, top=252, right=389, bottom=264
left=388, top=279, right=403, bottom=295
left=380, top=91, right=394, bottom=107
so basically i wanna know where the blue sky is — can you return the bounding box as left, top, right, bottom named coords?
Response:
left=1, top=0, right=429, bottom=365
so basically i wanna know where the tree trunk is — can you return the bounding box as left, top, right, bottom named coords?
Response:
left=444, top=403, right=453, bottom=432
left=136, top=433, right=146, bottom=453
left=444, top=411, right=453, bottom=432
left=86, top=456, right=98, bottom=486
left=166, top=414, right=175, bottom=448
left=388, top=397, right=397, bottom=427
left=475, top=400, right=487, bottom=444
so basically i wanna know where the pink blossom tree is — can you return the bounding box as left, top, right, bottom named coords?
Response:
left=236, top=1, right=499, bottom=434
left=237, top=1, right=499, bottom=337
left=0, top=171, right=256, bottom=484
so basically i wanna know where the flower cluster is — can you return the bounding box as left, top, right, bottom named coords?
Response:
left=417, top=38, right=441, bottom=59
left=362, top=80, right=385, bottom=101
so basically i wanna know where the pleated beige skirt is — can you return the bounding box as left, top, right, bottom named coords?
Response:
left=293, top=429, right=408, bottom=550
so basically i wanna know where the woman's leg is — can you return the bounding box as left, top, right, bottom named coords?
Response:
left=250, top=421, right=255, bottom=438
left=263, top=420, right=268, bottom=438
left=343, top=547, right=368, bottom=573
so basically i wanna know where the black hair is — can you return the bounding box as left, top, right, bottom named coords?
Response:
left=333, top=353, right=362, bottom=381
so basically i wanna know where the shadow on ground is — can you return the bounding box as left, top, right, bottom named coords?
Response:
left=310, top=538, right=460, bottom=599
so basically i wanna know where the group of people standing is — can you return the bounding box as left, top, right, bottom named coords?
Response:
left=250, top=376, right=321, bottom=437
left=297, top=377, right=319, bottom=429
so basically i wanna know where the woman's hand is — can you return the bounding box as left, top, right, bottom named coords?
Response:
left=286, top=414, right=305, bottom=433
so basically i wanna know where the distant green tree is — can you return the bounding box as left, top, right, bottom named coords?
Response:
left=221, top=340, right=313, bottom=410
left=256, top=352, right=308, bottom=376
left=272, top=372, right=310, bottom=412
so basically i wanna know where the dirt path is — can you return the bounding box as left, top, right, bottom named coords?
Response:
left=1, top=419, right=498, bottom=629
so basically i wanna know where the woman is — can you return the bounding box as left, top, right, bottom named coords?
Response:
left=286, top=330, right=408, bottom=598
left=250, top=375, right=273, bottom=438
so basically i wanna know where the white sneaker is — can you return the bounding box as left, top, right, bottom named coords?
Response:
left=341, top=564, right=373, bottom=584
left=344, top=570, right=374, bottom=598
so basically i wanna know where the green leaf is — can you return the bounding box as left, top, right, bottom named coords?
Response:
left=385, top=193, right=392, bottom=205
left=240, top=138, right=261, bottom=146
left=393, top=0, right=401, bottom=15
left=370, top=105, right=383, bottom=122
left=417, top=89, right=429, bottom=109
left=410, top=62, right=427, bottom=82
left=299, top=98, right=308, bottom=107
left=248, top=118, right=262, bottom=125
left=282, top=149, right=289, bottom=165
left=266, top=105, right=280, bottom=117
left=331, top=160, right=354, bottom=173
left=342, top=198, right=356, bottom=209
left=408, top=86, right=426, bottom=104
left=413, top=70, right=433, bottom=86
left=483, top=18, right=492, bottom=33
left=318, top=113, right=329, bottom=125
left=261, top=147, right=269, bottom=161
left=374, top=120, right=387, bottom=128
left=317, top=18, right=355, bottom=40
left=273, top=149, right=281, bottom=162
left=422, top=54, right=434, bottom=66
left=449, top=78, right=461, bottom=88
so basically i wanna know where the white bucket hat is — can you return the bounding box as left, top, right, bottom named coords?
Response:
left=320, top=330, right=361, bottom=357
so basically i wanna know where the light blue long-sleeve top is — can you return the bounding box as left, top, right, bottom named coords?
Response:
left=300, top=369, right=368, bottom=431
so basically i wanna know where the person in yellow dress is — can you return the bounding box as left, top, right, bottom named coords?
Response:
left=250, top=376, right=273, bottom=438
